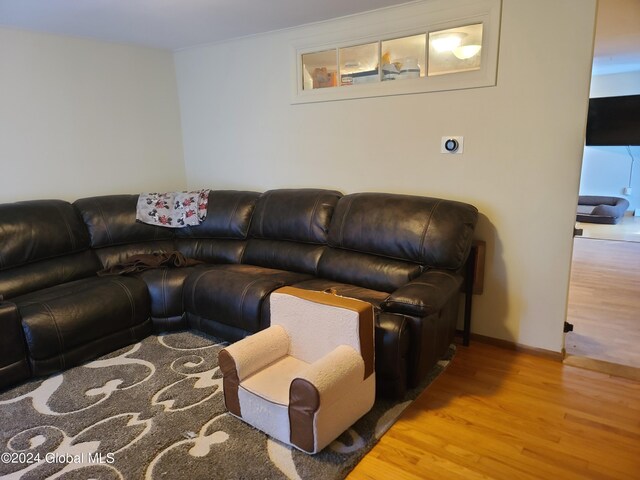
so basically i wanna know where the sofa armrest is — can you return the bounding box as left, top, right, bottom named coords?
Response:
left=219, top=325, right=289, bottom=381
left=381, top=269, right=463, bottom=317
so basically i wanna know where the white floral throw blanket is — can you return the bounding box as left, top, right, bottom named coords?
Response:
left=136, top=190, right=210, bottom=228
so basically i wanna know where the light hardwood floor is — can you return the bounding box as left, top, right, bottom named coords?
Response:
left=565, top=237, right=640, bottom=369
left=348, top=341, right=640, bottom=480
left=576, top=214, right=640, bottom=243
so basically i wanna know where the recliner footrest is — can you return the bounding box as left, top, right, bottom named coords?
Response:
left=15, top=276, right=151, bottom=375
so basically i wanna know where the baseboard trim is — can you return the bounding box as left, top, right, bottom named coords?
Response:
left=464, top=333, right=564, bottom=361
left=563, top=354, right=640, bottom=381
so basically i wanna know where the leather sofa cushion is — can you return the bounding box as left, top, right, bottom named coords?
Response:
left=184, top=265, right=312, bottom=334
left=137, top=266, right=200, bottom=319
left=93, top=241, right=176, bottom=269
left=202, top=264, right=314, bottom=281
left=328, top=193, right=478, bottom=270
left=0, top=250, right=101, bottom=300
left=317, top=248, right=422, bottom=293
left=291, top=278, right=390, bottom=309
left=28, top=321, right=151, bottom=377
left=0, top=200, right=91, bottom=271
left=174, top=190, right=260, bottom=239
left=175, top=239, right=247, bottom=264
left=249, top=189, right=342, bottom=244
left=74, top=195, right=174, bottom=248
left=242, top=239, right=326, bottom=275
left=15, top=276, right=150, bottom=367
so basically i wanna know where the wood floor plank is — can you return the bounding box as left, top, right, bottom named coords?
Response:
left=575, top=215, right=640, bottom=243
left=347, top=342, right=640, bottom=480
left=431, top=371, right=640, bottom=431
left=565, top=237, right=640, bottom=367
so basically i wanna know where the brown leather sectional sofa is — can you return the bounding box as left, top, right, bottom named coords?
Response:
left=0, top=189, right=478, bottom=398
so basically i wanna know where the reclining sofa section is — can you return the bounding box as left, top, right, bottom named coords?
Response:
left=0, top=189, right=478, bottom=398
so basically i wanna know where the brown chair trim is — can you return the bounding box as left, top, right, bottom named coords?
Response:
left=359, top=306, right=374, bottom=379
left=289, top=377, right=320, bottom=453
left=218, top=349, right=242, bottom=417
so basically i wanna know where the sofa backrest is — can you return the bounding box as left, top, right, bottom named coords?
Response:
left=174, top=190, right=260, bottom=264
left=75, top=191, right=262, bottom=268
left=0, top=190, right=478, bottom=298
left=328, top=193, right=478, bottom=268
left=318, top=193, right=478, bottom=292
left=0, top=200, right=101, bottom=298
left=243, top=189, right=342, bottom=274
left=318, top=248, right=423, bottom=293
left=74, top=195, right=175, bottom=268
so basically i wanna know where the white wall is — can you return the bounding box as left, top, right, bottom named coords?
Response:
left=0, top=28, right=186, bottom=202
left=590, top=71, right=640, bottom=97
left=580, top=146, right=639, bottom=211
left=175, top=0, right=597, bottom=352
left=580, top=71, right=640, bottom=211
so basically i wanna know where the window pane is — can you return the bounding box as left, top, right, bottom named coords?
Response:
left=428, top=23, right=483, bottom=76
left=339, top=42, right=379, bottom=86
left=302, top=50, right=338, bottom=90
left=381, top=34, right=426, bottom=81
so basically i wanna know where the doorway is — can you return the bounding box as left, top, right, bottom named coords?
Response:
left=564, top=222, right=640, bottom=378
left=563, top=0, right=640, bottom=378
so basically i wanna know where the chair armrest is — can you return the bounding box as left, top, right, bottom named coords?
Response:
left=291, top=345, right=365, bottom=408
left=219, top=325, right=289, bottom=381
left=381, top=269, right=463, bottom=317
left=289, top=346, right=373, bottom=453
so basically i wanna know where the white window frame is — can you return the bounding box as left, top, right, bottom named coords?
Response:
left=290, top=0, right=502, bottom=104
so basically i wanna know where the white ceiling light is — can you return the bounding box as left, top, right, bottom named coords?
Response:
left=430, top=33, right=465, bottom=52
left=453, top=44, right=481, bottom=59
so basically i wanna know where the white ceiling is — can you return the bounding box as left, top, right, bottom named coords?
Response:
left=0, top=0, right=639, bottom=75
left=592, top=0, right=640, bottom=75
left=0, top=0, right=411, bottom=50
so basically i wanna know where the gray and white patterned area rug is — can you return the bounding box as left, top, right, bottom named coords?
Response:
left=0, top=332, right=454, bottom=480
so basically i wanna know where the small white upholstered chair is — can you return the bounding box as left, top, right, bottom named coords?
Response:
left=218, top=286, right=375, bottom=454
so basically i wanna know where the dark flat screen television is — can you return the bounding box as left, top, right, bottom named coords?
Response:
left=585, top=94, right=640, bottom=146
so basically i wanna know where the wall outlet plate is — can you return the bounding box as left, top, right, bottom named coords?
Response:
left=623, top=187, right=632, bottom=195
left=441, top=136, right=464, bottom=154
